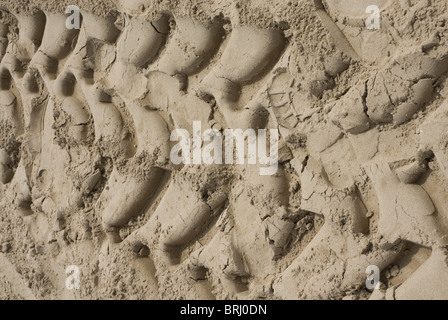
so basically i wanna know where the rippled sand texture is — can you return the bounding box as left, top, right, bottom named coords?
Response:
left=0, top=0, right=447, bottom=300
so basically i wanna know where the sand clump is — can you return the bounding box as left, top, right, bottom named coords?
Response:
left=0, top=0, right=447, bottom=300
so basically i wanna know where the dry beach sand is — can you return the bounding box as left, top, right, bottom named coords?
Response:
left=0, top=0, right=448, bottom=300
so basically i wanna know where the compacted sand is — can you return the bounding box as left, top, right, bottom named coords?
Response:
left=0, top=0, right=447, bottom=300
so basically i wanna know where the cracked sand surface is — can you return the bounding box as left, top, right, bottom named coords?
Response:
left=0, top=0, right=448, bottom=300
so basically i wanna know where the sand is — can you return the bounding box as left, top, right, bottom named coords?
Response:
left=0, top=0, right=447, bottom=300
